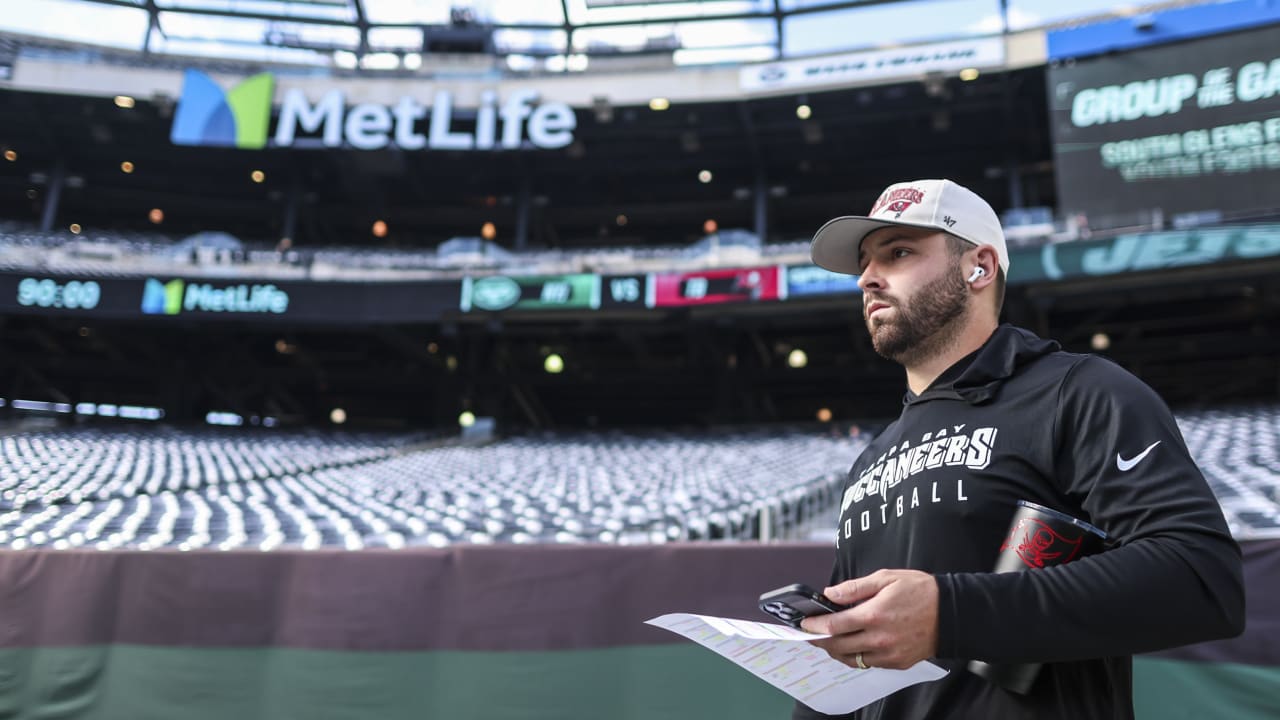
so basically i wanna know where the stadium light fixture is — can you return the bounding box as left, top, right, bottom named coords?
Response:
left=649, top=97, right=671, bottom=111
left=796, top=104, right=812, bottom=120
left=205, top=411, right=242, bottom=426
left=787, top=349, right=808, bottom=369
left=3, top=150, right=15, bottom=162
left=114, top=95, right=135, bottom=109
left=817, top=407, right=833, bottom=422
left=251, top=170, right=266, bottom=183
left=959, top=68, right=980, bottom=81
left=330, top=408, right=347, bottom=425
left=120, top=161, right=134, bottom=174
left=458, top=411, right=476, bottom=428
left=698, top=169, right=713, bottom=183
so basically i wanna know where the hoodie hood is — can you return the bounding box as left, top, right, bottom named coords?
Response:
left=909, top=324, right=1060, bottom=406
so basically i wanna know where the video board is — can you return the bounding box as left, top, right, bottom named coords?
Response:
left=459, top=274, right=599, bottom=312
left=0, top=273, right=462, bottom=325
left=1048, top=25, right=1280, bottom=225
left=9, top=223, right=1274, bottom=325
left=650, top=267, right=782, bottom=308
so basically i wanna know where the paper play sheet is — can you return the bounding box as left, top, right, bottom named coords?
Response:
left=645, top=613, right=947, bottom=715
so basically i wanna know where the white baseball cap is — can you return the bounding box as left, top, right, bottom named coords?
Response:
left=810, top=179, right=1009, bottom=276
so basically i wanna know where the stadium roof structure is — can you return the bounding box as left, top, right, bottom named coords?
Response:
left=0, top=66, right=1054, bottom=247
left=2, top=1, right=1211, bottom=69
left=0, top=0, right=1216, bottom=249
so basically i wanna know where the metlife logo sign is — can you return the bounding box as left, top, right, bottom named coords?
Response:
left=141, top=278, right=290, bottom=316
left=170, top=70, right=577, bottom=151
left=141, top=278, right=185, bottom=315
left=170, top=70, right=273, bottom=149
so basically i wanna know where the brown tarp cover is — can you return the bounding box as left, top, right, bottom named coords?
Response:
left=0, top=543, right=833, bottom=651
left=0, top=541, right=1274, bottom=659
left=0, top=541, right=1273, bottom=720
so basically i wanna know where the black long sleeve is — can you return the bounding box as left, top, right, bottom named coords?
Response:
left=935, top=356, right=1245, bottom=662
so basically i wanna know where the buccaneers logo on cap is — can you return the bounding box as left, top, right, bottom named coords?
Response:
left=870, top=187, right=925, bottom=219
left=1000, top=518, right=1086, bottom=569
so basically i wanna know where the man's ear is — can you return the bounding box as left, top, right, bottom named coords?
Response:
left=968, top=246, right=999, bottom=288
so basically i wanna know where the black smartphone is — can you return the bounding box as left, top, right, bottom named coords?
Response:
left=758, top=583, right=847, bottom=628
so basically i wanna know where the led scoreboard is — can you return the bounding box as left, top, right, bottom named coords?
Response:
left=0, top=261, right=867, bottom=323
left=650, top=267, right=782, bottom=307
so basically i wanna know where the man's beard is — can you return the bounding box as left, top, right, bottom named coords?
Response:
left=865, top=261, right=970, bottom=366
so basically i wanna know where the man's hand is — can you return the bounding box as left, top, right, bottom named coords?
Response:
left=799, top=569, right=940, bottom=670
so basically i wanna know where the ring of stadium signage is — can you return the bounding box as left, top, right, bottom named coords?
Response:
left=4, top=223, right=1279, bottom=323
left=171, top=69, right=577, bottom=151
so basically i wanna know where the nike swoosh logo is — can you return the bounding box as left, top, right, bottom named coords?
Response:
left=1117, top=441, right=1161, bottom=472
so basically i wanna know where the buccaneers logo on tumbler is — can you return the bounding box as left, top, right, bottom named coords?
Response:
left=1000, top=517, right=1086, bottom=569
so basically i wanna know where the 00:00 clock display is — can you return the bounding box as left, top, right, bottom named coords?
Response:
left=17, top=278, right=102, bottom=310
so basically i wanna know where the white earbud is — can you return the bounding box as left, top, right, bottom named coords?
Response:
left=966, top=267, right=986, bottom=283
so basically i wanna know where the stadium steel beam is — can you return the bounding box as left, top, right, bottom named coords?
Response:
left=735, top=103, right=768, bottom=242
left=755, top=169, right=769, bottom=243
left=559, top=0, right=573, bottom=59
left=282, top=177, right=299, bottom=244
left=142, top=0, right=159, bottom=55
left=515, top=172, right=532, bottom=251
left=351, top=0, right=370, bottom=58
left=996, top=0, right=1024, bottom=209
left=74, top=0, right=919, bottom=57
left=772, top=0, right=784, bottom=58
left=38, top=158, right=64, bottom=233
left=480, top=336, right=551, bottom=428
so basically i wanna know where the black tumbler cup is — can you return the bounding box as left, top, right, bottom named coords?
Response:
left=967, top=500, right=1108, bottom=694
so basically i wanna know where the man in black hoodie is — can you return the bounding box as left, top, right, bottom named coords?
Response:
left=793, top=179, right=1245, bottom=719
